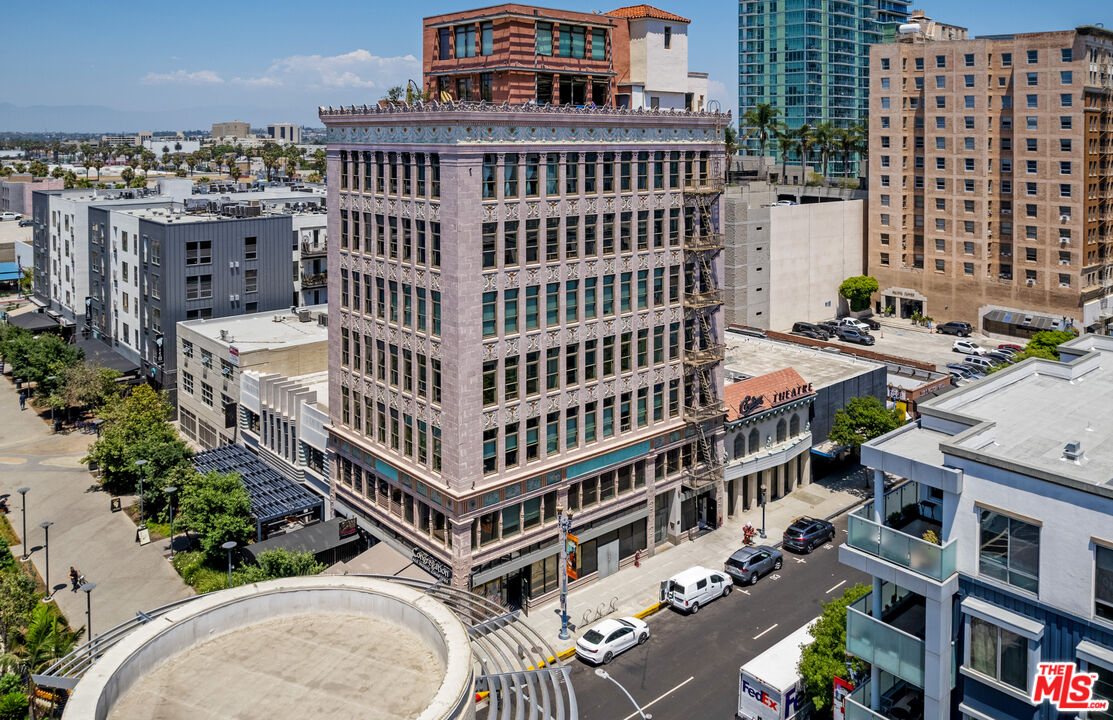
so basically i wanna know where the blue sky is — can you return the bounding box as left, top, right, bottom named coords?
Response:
left=0, top=0, right=1107, bottom=131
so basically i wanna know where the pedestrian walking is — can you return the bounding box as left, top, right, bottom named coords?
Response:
left=19, top=391, right=25, bottom=411
left=69, top=566, right=80, bottom=592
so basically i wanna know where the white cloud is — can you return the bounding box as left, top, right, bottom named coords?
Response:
left=233, top=49, right=420, bottom=91
left=141, top=69, right=224, bottom=85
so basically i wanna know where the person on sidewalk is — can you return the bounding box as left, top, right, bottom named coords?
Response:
left=19, top=391, right=25, bottom=411
left=69, top=566, right=80, bottom=592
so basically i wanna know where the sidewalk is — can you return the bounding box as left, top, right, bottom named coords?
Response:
left=526, top=465, right=870, bottom=647
left=0, top=366, right=193, bottom=636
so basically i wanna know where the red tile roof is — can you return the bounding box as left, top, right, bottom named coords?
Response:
left=724, top=368, right=815, bottom=422
left=606, top=4, right=691, bottom=23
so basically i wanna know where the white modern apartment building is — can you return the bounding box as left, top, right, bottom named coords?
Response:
left=839, top=333, right=1113, bottom=719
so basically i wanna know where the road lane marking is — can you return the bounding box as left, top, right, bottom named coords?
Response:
left=769, top=573, right=782, bottom=581
left=826, top=580, right=847, bottom=594
left=795, top=558, right=807, bottom=563
left=739, top=589, right=750, bottom=595
left=621, top=676, right=694, bottom=720
left=752, top=623, right=779, bottom=640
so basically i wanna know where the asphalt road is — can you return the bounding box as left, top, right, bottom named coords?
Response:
left=566, top=513, right=869, bottom=720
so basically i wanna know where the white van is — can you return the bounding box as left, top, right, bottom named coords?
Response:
left=665, top=566, right=732, bottom=614
left=962, top=355, right=994, bottom=372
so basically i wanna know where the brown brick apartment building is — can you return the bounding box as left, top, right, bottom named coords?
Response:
left=867, top=26, right=1113, bottom=334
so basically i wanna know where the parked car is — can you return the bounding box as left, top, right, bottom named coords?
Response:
left=792, top=329, right=825, bottom=340
left=937, top=321, right=973, bottom=337
left=665, top=566, right=732, bottom=614
left=724, top=545, right=783, bottom=586
left=817, top=320, right=841, bottom=335
left=860, top=317, right=881, bottom=330
left=962, top=355, right=994, bottom=372
left=837, top=327, right=875, bottom=345
left=17, top=218, right=33, bottom=227
left=782, top=517, right=836, bottom=554
left=574, top=617, right=650, bottom=665
left=0, top=212, right=20, bottom=221
left=948, top=371, right=968, bottom=385
left=998, top=344, right=1025, bottom=353
left=985, top=351, right=1014, bottom=365
left=952, top=340, right=986, bottom=355
left=792, top=321, right=832, bottom=339
left=993, top=347, right=1020, bottom=358
left=946, top=363, right=979, bottom=379
left=838, top=317, right=871, bottom=333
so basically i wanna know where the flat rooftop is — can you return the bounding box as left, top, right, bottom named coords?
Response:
left=725, top=331, right=883, bottom=390
left=117, top=206, right=292, bottom=223
left=179, top=306, right=327, bottom=352
left=295, top=371, right=330, bottom=409
left=107, top=613, right=444, bottom=720
left=871, top=334, right=1113, bottom=491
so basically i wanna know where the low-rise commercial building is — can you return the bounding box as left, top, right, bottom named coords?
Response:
left=0, top=176, right=64, bottom=216
left=267, top=123, right=301, bottom=144
left=724, top=330, right=887, bottom=445
left=212, top=121, right=250, bottom=139
left=840, top=333, right=1113, bottom=719
left=176, top=305, right=327, bottom=450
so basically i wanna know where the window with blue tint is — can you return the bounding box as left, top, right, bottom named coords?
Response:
left=438, top=28, right=451, bottom=60
left=1061, top=48, right=1072, bottom=62
left=558, top=24, right=572, bottom=56
left=592, top=28, right=606, bottom=60
left=1061, top=70, right=1072, bottom=84
left=455, top=24, right=476, bottom=58
left=536, top=23, right=552, bottom=56
left=481, top=22, right=493, bottom=56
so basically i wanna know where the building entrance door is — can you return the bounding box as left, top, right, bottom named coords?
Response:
left=597, top=540, right=620, bottom=579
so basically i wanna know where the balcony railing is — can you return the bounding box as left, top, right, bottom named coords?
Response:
left=300, top=241, right=327, bottom=256
left=844, top=671, right=924, bottom=720
left=300, top=272, right=327, bottom=288
left=846, top=483, right=957, bottom=582
left=683, top=233, right=724, bottom=252
left=682, top=179, right=725, bottom=194
left=683, top=343, right=726, bottom=366
left=847, top=592, right=925, bottom=688
left=682, top=289, right=723, bottom=309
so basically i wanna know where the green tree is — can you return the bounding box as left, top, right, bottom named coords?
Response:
left=0, top=538, right=15, bottom=574
left=18, top=268, right=31, bottom=296
left=838, top=275, right=879, bottom=312
left=2, top=331, right=82, bottom=398
left=1021, top=329, right=1075, bottom=360
left=14, top=604, right=80, bottom=673
left=50, top=166, right=65, bottom=179
left=740, top=102, right=780, bottom=158
left=382, top=85, right=405, bottom=103
left=775, top=125, right=795, bottom=184
left=178, top=470, right=254, bottom=559
left=306, top=171, right=322, bottom=184
left=27, top=160, right=48, bottom=178
left=799, top=584, right=870, bottom=718
left=723, top=125, right=737, bottom=181
left=835, top=125, right=864, bottom=184
left=829, top=396, right=905, bottom=450
left=0, top=689, right=28, bottom=720
left=794, top=123, right=815, bottom=179
left=311, top=148, right=326, bottom=175
left=11, top=164, right=25, bottom=175
left=236, top=549, right=324, bottom=584
left=812, top=122, right=836, bottom=179
left=120, top=166, right=135, bottom=185
left=0, top=571, right=37, bottom=652
left=53, top=363, right=123, bottom=416
left=82, top=384, right=192, bottom=497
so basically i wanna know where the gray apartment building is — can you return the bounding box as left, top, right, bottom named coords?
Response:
left=321, top=101, right=727, bottom=604
left=86, top=206, right=294, bottom=401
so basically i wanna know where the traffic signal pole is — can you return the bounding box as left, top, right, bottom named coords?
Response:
left=557, top=505, right=575, bottom=640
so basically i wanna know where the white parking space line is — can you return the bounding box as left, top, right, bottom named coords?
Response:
left=752, top=623, right=779, bottom=640
left=795, top=557, right=807, bottom=564
left=826, top=580, right=847, bottom=595
left=621, top=676, right=695, bottom=720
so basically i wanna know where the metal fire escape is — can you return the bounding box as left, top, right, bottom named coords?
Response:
left=681, top=158, right=726, bottom=491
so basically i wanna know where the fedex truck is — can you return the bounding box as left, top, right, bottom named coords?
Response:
left=737, top=620, right=815, bottom=720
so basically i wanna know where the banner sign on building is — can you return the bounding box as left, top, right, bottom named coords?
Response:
left=412, top=546, right=452, bottom=583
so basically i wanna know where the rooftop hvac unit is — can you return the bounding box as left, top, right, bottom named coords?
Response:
left=298, top=309, right=312, bottom=322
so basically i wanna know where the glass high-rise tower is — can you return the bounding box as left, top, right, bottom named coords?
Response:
left=738, top=0, right=909, bottom=177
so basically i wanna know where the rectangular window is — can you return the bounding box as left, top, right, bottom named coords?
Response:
left=565, top=280, right=578, bottom=322
left=591, top=28, right=606, bottom=60
left=185, top=275, right=212, bottom=300
left=979, top=509, right=1039, bottom=593
left=244, top=236, right=257, bottom=260
left=455, top=24, right=476, bottom=58
left=244, top=269, right=258, bottom=294
left=480, top=21, right=493, bottom=56
left=536, top=22, right=552, bottom=56
left=547, top=348, right=560, bottom=391
left=185, top=240, right=211, bottom=265
left=968, top=617, right=1029, bottom=691
left=1097, top=544, right=1113, bottom=621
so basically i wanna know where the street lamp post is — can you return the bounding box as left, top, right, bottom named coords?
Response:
left=594, top=668, right=652, bottom=719
left=759, top=487, right=767, bottom=539
left=164, top=486, right=177, bottom=559
left=133, top=459, right=148, bottom=524
left=81, top=582, right=96, bottom=643
left=222, top=541, right=237, bottom=588
left=557, top=505, right=574, bottom=641
left=40, top=520, right=54, bottom=600
left=17, top=487, right=29, bottom=561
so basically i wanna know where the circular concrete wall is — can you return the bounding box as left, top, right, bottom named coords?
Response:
left=64, top=576, right=474, bottom=720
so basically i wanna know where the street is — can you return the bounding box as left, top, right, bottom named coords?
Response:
left=566, top=514, right=868, bottom=720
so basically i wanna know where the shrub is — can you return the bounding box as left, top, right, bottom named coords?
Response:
left=0, top=538, right=15, bottom=573
left=0, top=691, right=28, bottom=720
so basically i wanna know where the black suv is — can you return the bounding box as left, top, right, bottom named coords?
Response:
left=937, top=321, right=973, bottom=337
left=792, top=321, right=831, bottom=339
left=782, top=516, right=835, bottom=553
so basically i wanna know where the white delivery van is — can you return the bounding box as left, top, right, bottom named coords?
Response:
left=737, top=620, right=815, bottom=720
left=664, top=566, right=732, bottom=614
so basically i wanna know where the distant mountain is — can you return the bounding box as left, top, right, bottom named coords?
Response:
left=0, top=102, right=324, bottom=133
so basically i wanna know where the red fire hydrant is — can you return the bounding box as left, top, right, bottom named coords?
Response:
left=635, top=549, right=641, bottom=567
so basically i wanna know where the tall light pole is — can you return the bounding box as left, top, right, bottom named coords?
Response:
left=222, top=541, right=237, bottom=588
left=557, top=505, right=574, bottom=641
left=133, top=459, right=148, bottom=524
left=164, top=486, right=177, bottom=559
left=40, top=520, right=54, bottom=600
left=17, top=487, right=29, bottom=561
left=759, top=486, right=768, bottom=539
left=81, top=582, right=96, bottom=643
left=594, top=668, right=652, bottom=719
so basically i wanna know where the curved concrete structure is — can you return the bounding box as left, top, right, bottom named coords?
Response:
left=64, top=576, right=474, bottom=720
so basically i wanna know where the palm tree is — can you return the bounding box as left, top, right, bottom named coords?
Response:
left=724, top=125, right=737, bottom=182
left=813, top=122, right=836, bottom=181
left=794, top=124, right=815, bottom=183
left=774, top=125, right=795, bottom=184
left=0, top=605, right=80, bottom=675
left=740, top=103, right=781, bottom=158
left=92, top=157, right=104, bottom=182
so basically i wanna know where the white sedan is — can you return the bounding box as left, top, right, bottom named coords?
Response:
left=574, top=617, right=650, bottom=665
left=952, top=340, right=986, bottom=355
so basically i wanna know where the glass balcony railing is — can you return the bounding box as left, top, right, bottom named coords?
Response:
left=847, top=593, right=925, bottom=688
left=846, top=483, right=957, bottom=582
left=844, top=671, right=924, bottom=720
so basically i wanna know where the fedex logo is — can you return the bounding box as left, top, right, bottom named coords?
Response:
left=1031, top=662, right=1110, bottom=712
left=742, top=680, right=779, bottom=712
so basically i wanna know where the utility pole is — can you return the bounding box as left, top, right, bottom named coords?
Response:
left=557, top=505, right=575, bottom=640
